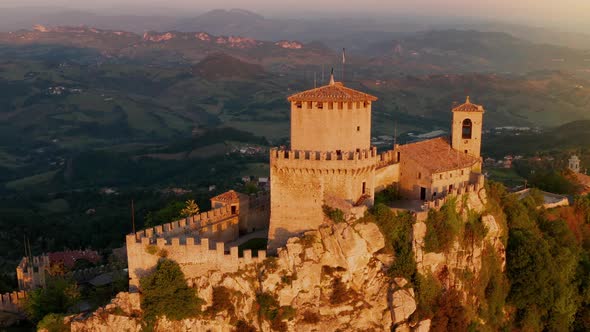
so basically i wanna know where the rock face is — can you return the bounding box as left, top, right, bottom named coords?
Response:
left=71, top=221, right=412, bottom=332
left=413, top=213, right=504, bottom=290
left=71, top=190, right=505, bottom=332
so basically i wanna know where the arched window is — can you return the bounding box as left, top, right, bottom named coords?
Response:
left=462, top=119, right=472, bottom=139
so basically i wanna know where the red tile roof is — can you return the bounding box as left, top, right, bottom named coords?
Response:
left=48, top=250, right=101, bottom=268
left=452, top=96, right=484, bottom=113
left=288, top=81, right=378, bottom=103
left=398, top=137, right=480, bottom=173
left=210, top=190, right=240, bottom=203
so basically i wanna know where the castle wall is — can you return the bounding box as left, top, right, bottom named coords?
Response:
left=238, top=192, right=270, bottom=234
left=126, top=235, right=266, bottom=291
left=290, top=101, right=372, bottom=152
left=267, top=148, right=377, bottom=253
left=16, top=255, right=49, bottom=291
left=0, top=291, right=26, bottom=314
left=423, top=176, right=486, bottom=211
left=373, top=149, right=402, bottom=193
left=133, top=205, right=239, bottom=242
left=126, top=205, right=246, bottom=290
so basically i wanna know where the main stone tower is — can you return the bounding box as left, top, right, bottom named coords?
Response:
left=451, top=96, right=484, bottom=169
left=267, top=75, right=378, bottom=253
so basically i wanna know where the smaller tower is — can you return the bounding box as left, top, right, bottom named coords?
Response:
left=452, top=96, right=484, bottom=161
left=569, top=155, right=581, bottom=173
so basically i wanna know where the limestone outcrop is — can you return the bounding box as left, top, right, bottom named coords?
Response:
left=70, top=192, right=505, bottom=332
left=71, top=221, right=415, bottom=332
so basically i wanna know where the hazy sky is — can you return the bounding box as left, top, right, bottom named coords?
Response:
left=2, top=0, right=589, bottom=31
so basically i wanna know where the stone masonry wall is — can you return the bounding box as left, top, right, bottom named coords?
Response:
left=290, top=100, right=372, bottom=152
left=268, top=148, right=377, bottom=253
left=16, top=255, right=49, bottom=291
left=127, top=205, right=245, bottom=290
left=133, top=205, right=238, bottom=242
left=126, top=234, right=266, bottom=291
left=0, top=291, right=26, bottom=314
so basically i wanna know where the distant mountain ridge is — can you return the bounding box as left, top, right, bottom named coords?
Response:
left=0, top=25, right=332, bottom=66
left=2, top=8, right=590, bottom=51
left=364, top=29, right=590, bottom=74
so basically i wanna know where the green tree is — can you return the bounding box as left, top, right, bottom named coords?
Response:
left=37, top=313, right=70, bottom=332
left=140, top=259, right=202, bottom=323
left=506, top=229, right=554, bottom=322
left=23, top=277, right=80, bottom=322
left=361, top=204, right=416, bottom=279
left=180, top=199, right=200, bottom=217
left=424, top=199, right=462, bottom=253
left=145, top=201, right=185, bottom=227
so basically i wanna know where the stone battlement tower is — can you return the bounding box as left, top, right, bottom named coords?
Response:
left=267, top=75, right=378, bottom=253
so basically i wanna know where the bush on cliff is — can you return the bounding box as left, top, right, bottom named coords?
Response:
left=139, top=259, right=203, bottom=324
left=424, top=198, right=461, bottom=253
left=24, top=277, right=80, bottom=322
left=412, top=272, right=442, bottom=320
left=322, top=205, right=345, bottom=223
left=374, top=184, right=401, bottom=205
left=208, top=286, right=235, bottom=316
left=255, top=292, right=294, bottom=331
left=37, top=313, right=70, bottom=332
left=362, top=203, right=416, bottom=279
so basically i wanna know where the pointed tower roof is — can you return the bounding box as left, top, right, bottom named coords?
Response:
left=452, top=96, right=484, bottom=112
left=288, top=74, right=377, bottom=103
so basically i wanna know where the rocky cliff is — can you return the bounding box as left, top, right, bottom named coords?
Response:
left=69, top=192, right=505, bottom=332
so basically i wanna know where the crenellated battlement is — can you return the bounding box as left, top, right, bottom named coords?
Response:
left=270, top=147, right=378, bottom=175
left=0, top=291, right=26, bottom=314
left=126, top=233, right=266, bottom=289
left=424, top=174, right=485, bottom=210
left=376, top=149, right=398, bottom=169
left=271, top=147, right=377, bottom=161
left=133, top=205, right=236, bottom=241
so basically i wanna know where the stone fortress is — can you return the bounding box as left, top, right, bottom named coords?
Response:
left=268, top=75, right=484, bottom=252
left=122, top=72, right=487, bottom=289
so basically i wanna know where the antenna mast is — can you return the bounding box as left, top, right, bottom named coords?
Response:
left=394, top=121, right=398, bottom=148
left=131, top=199, right=136, bottom=234
left=341, top=48, right=346, bottom=83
